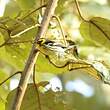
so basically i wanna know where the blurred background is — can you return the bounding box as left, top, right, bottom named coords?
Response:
left=0, top=0, right=110, bottom=110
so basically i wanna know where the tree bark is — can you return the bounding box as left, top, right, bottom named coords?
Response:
left=11, top=0, right=59, bottom=110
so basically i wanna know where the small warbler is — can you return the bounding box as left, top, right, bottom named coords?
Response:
left=36, top=38, right=110, bottom=85
left=37, top=38, right=78, bottom=67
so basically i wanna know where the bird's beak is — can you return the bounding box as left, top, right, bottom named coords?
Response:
left=37, top=40, right=42, bottom=44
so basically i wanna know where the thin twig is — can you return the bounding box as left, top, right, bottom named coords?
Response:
left=33, top=65, right=41, bottom=110
left=0, top=5, right=46, bottom=47
left=21, top=4, right=46, bottom=20
left=0, top=71, right=22, bottom=86
left=11, top=23, right=40, bottom=38
left=11, top=0, right=59, bottom=110
left=32, top=2, right=46, bottom=110
left=74, top=0, right=87, bottom=21
left=6, top=5, right=46, bottom=35
left=0, top=4, right=46, bottom=48
left=0, top=24, right=39, bottom=48
left=52, top=15, right=67, bottom=46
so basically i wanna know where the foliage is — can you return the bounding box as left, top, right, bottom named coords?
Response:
left=6, top=83, right=73, bottom=110
left=80, top=17, right=110, bottom=49
left=0, top=0, right=110, bottom=110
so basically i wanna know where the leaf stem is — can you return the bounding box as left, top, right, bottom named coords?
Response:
left=33, top=65, right=41, bottom=110
left=11, top=23, right=40, bottom=38
left=74, top=0, right=87, bottom=21
left=21, top=4, right=46, bottom=20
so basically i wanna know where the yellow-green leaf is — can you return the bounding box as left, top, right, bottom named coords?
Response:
left=36, top=53, right=68, bottom=74
left=6, top=84, right=73, bottom=110
left=80, top=17, right=110, bottom=49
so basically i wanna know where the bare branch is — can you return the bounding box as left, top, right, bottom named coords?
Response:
left=11, top=0, right=59, bottom=110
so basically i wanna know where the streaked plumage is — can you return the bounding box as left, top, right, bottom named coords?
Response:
left=37, top=38, right=78, bottom=67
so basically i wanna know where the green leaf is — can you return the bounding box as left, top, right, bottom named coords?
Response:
left=80, top=17, right=110, bottom=49
left=5, top=43, right=31, bottom=69
left=6, top=84, right=73, bottom=110
left=0, top=17, right=10, bottom=41
left=0, top=101, right=5, bottom=110
left=0, top=33, right=5, bottom=46
left=0, top=70, right=8, bottom=82
left=16, top=0, right=37, bottom=10
left=36, top=53, right=68, bottom=74
left=0, top=16, right=38, bottom=69
left=0, top=70, right=9, bottom=110
left=4, top=0, right=20, bottom=18
left=0, top=16, right=37, bottom=40
left=0, top=43, right=31, bottom=69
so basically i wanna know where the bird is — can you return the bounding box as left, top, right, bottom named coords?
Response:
left=36, top=38, right=110, bottom=85
left=36, top=38, right=78, bottom=67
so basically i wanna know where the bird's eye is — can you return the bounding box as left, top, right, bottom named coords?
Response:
left=45, top=40, right=54, bottom=46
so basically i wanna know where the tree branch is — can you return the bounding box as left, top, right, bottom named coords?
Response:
left=11, top=0, right=59, bottom=110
